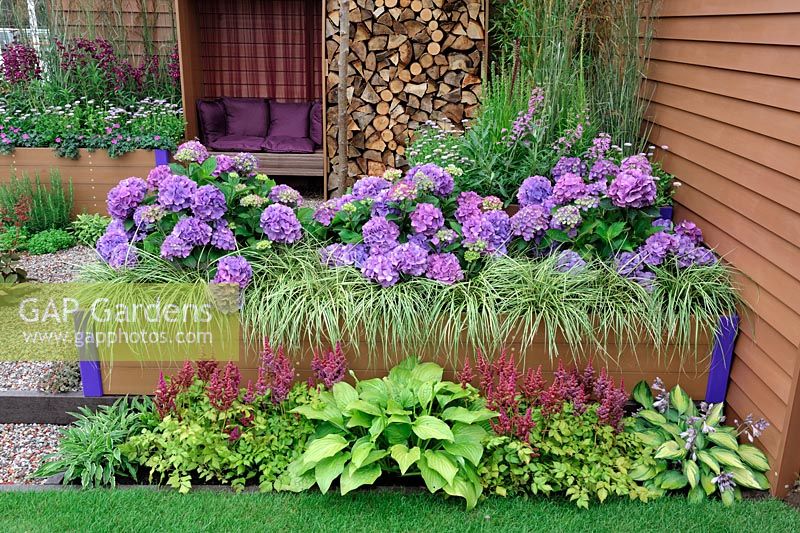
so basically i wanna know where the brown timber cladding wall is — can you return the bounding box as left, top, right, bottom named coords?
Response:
left=325, top=0, right=485, bottom=179
left=643, top=0, right=800, bottom=496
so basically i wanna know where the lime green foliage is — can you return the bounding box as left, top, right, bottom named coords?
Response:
left=285, top=357, right=496, bottom=509
left=26, top=228, right=75, bottom=255
left=122, top=383, right=315, bottom=493
left=34, top=397, right=155, bottom=488
left=479, top=406, right=654, bottom=508
left=629, top=380, right=771, bottom=506
left=0, top=226, right=27, bottom=252
left=0, top=171, right=74, bottom=233
left=72, top=213, right=111, bottom=246
left=0, top=490, right=797, bottom=532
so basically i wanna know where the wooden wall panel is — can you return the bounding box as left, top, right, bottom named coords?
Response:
left=647, top=6, right=800, bottom=496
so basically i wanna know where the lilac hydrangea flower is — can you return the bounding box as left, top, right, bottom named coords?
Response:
left=172, top=217, right=213, bottom=246
left=192, top=184, right=227, bottom=221
left=210, top=221, right=236, bottom=251
left=426, top=253, right=464, bottom=285
left=675, top=220, right=703, bottom=243
left=362, top=216, right=400, bottom=254
left=361, top=254, right=400, bottom=287
left=174, top=140, right=209, bottom=164
left=652, top=218, right=674, bottom=231
left=406, top=233, right=431, bottom=250
left=370, top=190, right=399, bottom=218
left=607, top=169, right=656, bottom=208
left=410, top=203, right=444, bottom=236
left=158, top=174, right=198, bottom=212
left=691, top=247, right=717, bottom=266
left=640, top=231, right=679, bottom=266
left=107, top=177, right=148, bottom=219
left=551, top=157, right=587, bottom=180
left=268, top=184, right=303, bottom=207
left=554, top=250, right=586, bottom=273
left=588, top=158, right=619, bottom=182
left=108, top=243, right=137, bottom=269
left=431, top=228, right=457, bottom=248
left=133, top=204, right=164, bottom=231
left=551, top=173, right=587, bottom=205
left=551, top=205, right=582, bottom=230
left=96, top=225, right=129, bottom=262
left=232, top=153, right=258, bottom=176
left=614, top=251, right=646, bottom=277
left=212, top=154, right=236, bottom=177
left=259, top=204, right=302, bottom=243
left=320, top=243, right=368, bottom=268
left=481, top=196, right=503, bottom=212
left=352, top=176, right=392, bottom=200
left=160, top=234, right=193, bottom=260
left=463, top=211, right=511, bottom=255
left=619, top=154, right=652, bottom=175
left=455, top=191, right=483, bottom=224
left=388, top=181, right=417, bottom=202
left=389, top=242, right=429, bottom=276
left=146, top=165, right=173, bottom=190
left=213, top=256, right=253, bottom=289
left=510, top=204, right=550, bottom=241
left=517, top=176, right=552, bottom=207
left=406, top=163, right=454, bottom=196
left=313, top=200, right=337, bottom=226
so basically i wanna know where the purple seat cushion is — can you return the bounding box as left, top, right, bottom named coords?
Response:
left=263, top=136, right=315, bottom=154
left=207, top=135, right=266, bottom=152
left=269, top=101, right=312, bottom=138
left=223, top=97, right=269, bottom=138
left=197, top=99, right=227, bottom=142
left=309, top=101, right=323, bottom=146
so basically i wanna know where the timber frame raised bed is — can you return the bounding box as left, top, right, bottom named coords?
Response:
left=0, top=148, right=169, bottom=216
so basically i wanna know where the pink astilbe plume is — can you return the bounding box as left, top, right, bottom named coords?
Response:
left=207, top=362, right=241, bottom=411
left=596, top=378, right=628, bottom=431
left=475, top=349, right=535, bottom=441
left=457, top=358, right=475, bottom=389
left=256, top=340, right=295, bottom=404
left=196, top=360, right=219, bottom=382
left=521, top=366, right=545, bottom=403
left=242, top=379, right=255, bottom=404
left=540, top=361, right=587, bottom=415
left=173, top=361, right=195, bottom=390
left=311, top=342, right=348, bottom=388
left=154, top=372, right=178, bottom=418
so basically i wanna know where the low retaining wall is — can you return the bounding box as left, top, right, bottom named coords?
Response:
left=0, top=148, right=168, bottom=216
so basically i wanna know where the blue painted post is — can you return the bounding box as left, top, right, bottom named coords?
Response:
left=705, top=314, right=739, bottom=403
left=154, top=149, right=170, bottom=166
left=73, top=311, right=103, bottom=397
left=659, top=205, right=674, bottom=221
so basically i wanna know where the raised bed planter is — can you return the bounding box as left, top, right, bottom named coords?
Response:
left=0, top=148, right=169, bottom=216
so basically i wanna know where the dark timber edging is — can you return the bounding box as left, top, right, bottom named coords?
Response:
left=0, top=391, right=119, bottom=424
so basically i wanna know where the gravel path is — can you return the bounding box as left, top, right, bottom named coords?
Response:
left=18, top=245, right=98, bottom=283
left=0, top=424, right=62, bottom=484
left=0, top=362, right=58, bottom=392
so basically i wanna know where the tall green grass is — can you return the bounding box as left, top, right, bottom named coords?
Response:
left=0, top=170, right=73, bottom=232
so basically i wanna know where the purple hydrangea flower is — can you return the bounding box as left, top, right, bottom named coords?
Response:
left=691, top=247, right=717, bottom=266
left=232, top=153, right=258, bottom=176
left=431, top=228, right=457, bottom=248
left=551, top=205, right=582, bottom=230
left=213, top=256, right=253, bottom=289
left=320, top=243, right=369, bottom=268
left=588, top=158, right=619, bottom=182
left=426, top=253, right=464, bottom=285
left=554, top=250, right=586, bottom=273
left=388, top=181, right=417, bottom=202
left=517, top=176, right=552, bottom=207
left=410, top=203, right=444, bottom=236
left=107, top=177, right=148, bottom=219
left=614, top=251, right=645, bottom=276
left=146, top=165, right=173, bottom=190
left=313, top=200, right=338, bottom=226
left=174, top=140, right=209, bottom=164
left=362, top=216, right=400, bottom=254
left=210, top=221, right=236, bottom=251
left=407, top=233, right=431, bottom=250
left=652, top=218, right=674, bottom=231
left=259, top=204, right=302, bottom=243
left=510, top=204, right=550, bottom=241
left=133, top=204, right=164, bottom=231
left=482, top=196, right=503, bottom=212
left=352, top=176, right=392, bottom=200
left=463, top=211, right=511, bottom=255
left=108, top=243, right=137, bottom=269
left=192, top=184, right=227, bottom=221
left=268, top=184, right=303, bottom=207
left=675, top=220, right=703, bottom=243
left=607, top=169, right=656, bottom=208
left=172, top=217, right=212, bottom=246
left=160, top=234, right=193, bottom=260
left=551, top=173, right=587, bottom=205
left=633, top=270, right=656, bottom=292
left=620, top=154, right=652, bottom=175
left=96, top=225, right=128, bottom=262
left=551, top=157, right=587, bottom=180
left=158, top=174, right=198, bottom=212
left=389, top=242, right=429, bottom=276
left=212, top=154, right=236, bottom=177
left=370, top=190, right=399, bottom=218
left=361, top=254, right=400, bottom=287
left=406, top=163, right=454, bottom=196
left=455, top=191, right=483, bottom=224
left=640, top=231, right=679, bottom=266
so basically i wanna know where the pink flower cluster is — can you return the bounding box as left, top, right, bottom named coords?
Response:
left=475, top=350, right=536, bottom=442
left=311, top=342, right=348, bottom=388
left=256, top=341, right=295, bottom=404
left=1, top=42, right=41, bottom=83
left=207, top=362, right=242, bottom=411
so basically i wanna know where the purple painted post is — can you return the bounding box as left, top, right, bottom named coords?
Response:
left=705, top=314, right=739, bottom=403
left=73, top=311, right=103, bottom=397
left=154, top=149, right=170, bottom=166
left=659, top=205, right=674, bottom=221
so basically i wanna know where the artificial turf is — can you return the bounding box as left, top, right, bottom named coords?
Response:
left=0, top=489, right=798, bottom=533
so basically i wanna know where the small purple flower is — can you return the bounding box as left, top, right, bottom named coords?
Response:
left=352, top=176, right=392, bottom=200
left=587, top=133, right=612, bottom=160
left=551, top=173, right=587, bottom=205
left=426, top=253, right=464, bottom=285
left=210, top=221, right=236, bottom=251
left=192, top=184, right=227, bottom=221
left=172, top=217, right=213, bottom=246
left=607, top=169, right=656, bottom=209
left=652, top=218, right=673, bottom=231
left=463, top=211, right=511, bottom=255
left=259, top=204, right=302, bottom=243
left=640, top=231, right=679, bottom=266
left=146, top=165, right=173, bottom=190
left=132, top=204, right=163, bottom=234
left=362, top=216, right=400, bottom=254
left=108, top=243, right=137, bottom=269
left=232, top=153, right=258, bottom=176
left=410, top=203, right=444, bottom=236
left=551, top=157, right=587, bottom=180
left=691, top=247, right=717, bottom=267
left=510, top=205, right=550, bottom=241
left=313, top=200, right=338, bottom=226
left=268, top=184, right=303, bottom=207
left=361, top=254, right=400, bottom=287
left=160, top=234, right=192, bottom=260
left=517, top=176, right=552, bottom=207
left=675, top=220, right=703, bottom=243
left=406, top=163, right=454, bottom=196
left=96, top=225, right=128, bottom=262
left=551, top=205, right=582, bottom=231
left=158, top=175, right=198, bottom=212
left=320, top=243, right=369, bottom=268
left=712, top=472, right=736, bottom=493
left=388, top=181, right=417, bottom=202
left=588, top=158, right=619, bottom=182
left=614, top=252, right=646, bottom=277
left=174, top=140, right=209, bottom=164
left=554, top=250, right=586, bottom=273
left=212, top=154, right=236, bottom=177
left=431, top=228, right=457, bottom=248
left=213, top=256, right=253, bottom=289
left=620, top=154, right=652, bottom=175
left=389, top=242, right=429, bottom=276
left=107, top=177, right=148, bottom=219
left=455, top=191, right=483, bottom=224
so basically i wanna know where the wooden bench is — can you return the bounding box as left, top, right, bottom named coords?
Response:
left=213, top=150, right=324, bottom=177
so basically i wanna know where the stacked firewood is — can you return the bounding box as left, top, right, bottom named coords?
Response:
left=326, top=0, right=485, bottom=179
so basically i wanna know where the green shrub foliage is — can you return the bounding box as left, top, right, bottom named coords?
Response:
left=27, top=228, right=75, bottom=255
left=72, top=213, right=111, bottom=247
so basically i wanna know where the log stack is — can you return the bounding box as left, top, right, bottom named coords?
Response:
left=325, top=0, right=485, bottom=182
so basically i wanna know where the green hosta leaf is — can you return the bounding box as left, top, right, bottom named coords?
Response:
left=291, top=402, right=344, bottom=428
left=633, top=381, right=654, bottom=408
left=412, top=416, right=454, bottom=441
left=636, top=430, right=666, bottom=448
left=443, top=423, right=486, bottom=466
left=738, top=444, right=770, bottom=472
left=417, top=382, right=434, bottom=408
left=443, top=475, right=482, bottom=510
left=423, top=450, right=459, bottom=485
left=383, top=422, right=412, bottom=445
left=390, top=444, right=421, bottom=475
left=700, top=472, right=716, bottom=496
left=384, top=399, right=411, bottom=416
left=629, top=463, right=657, bottom=481
left=710, top=448, right=746, bottom=470
left=660, top=470, right=689, bottom=490
left=638, top=409, right=667, bottom=426
left=654, top=440, right=685, bottom=461
left=752, top=471, right=771, bottom=491
left=339, top=461, right=382, bottom=495
left=707, top=431, right=739, bottom=451
left=697, top=450, right=721, bottom=475
left=283, top=459, right=316, bottom=492
left=350, top=438, right=375, bottom=469
left=684, top=460, right=700, bottom=489
left=358, top=379, right=388, bottom=405
left=369, top=415, right=387, bottom=441
left=730, top=467, right=765, bottom=490
left=347, top=400, right=383, bottom=417
left=721, top=488, right=735, bottom=507
left=346, top=410, right=373, bottom=429
left=705, top=403, right=724, bottom=426
left=410, top=361, right=444, bottom=383
left=441, top=406, right=497, bottom=424
left=659, top=423, right=682, bottom=439
left=332, top=382, right=358, bottom=410
left=670, top=385, right=690, bottom=414
left=302, top=434, right=349, bottom=467
left=314, top=452, right=349, bottom=494
left=417, top=453, right=447, bottom=493
left=687, top=485, right=706, bottom=504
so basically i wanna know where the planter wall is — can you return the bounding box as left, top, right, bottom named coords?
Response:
left=0, top=149, right=168, bottom=216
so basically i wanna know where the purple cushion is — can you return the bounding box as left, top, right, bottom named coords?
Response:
left=207, top=135, right=266, bottom=152
left=309, top=101, right=323, bottom=146
left=269, top=101, right=312, bottom=138
left=263, top=136, right=315, bottom=154
left=223, top=97, right=269, bottom=137
left=197, top=99, right=226, bottom=142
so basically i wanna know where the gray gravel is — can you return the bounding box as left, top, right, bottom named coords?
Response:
left=0, top=424, right=62, bottom=484
left=18, top=245, right=98, bottom=283
left=0, top=362, right=59, bottom=392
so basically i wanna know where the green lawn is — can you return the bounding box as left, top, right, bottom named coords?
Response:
left=0, top=489, right=797, bottom=533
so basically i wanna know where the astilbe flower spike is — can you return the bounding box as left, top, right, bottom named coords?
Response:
left=457, top=358, right=475, bottom=389
left=207, top=362, right=241, bottom=411
left=173, top=361, right=195, bottom=389
left=154, top=372, right=178, bottom=418
left=520, top=366, right=545, bottom=403
left=196, top=360, right=218, bottom=382
left=311, top=342, right=348, bottom=388
left=256, top=340, right=295, bottom=404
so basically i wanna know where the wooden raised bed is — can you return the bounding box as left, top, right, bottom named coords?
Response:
left=0, top=148, right=167, bottom=216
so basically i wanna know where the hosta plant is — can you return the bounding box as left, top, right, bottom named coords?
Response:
left=284, top=357, right=497, bottom=509
left=629, top=378, right=771, bottom=506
